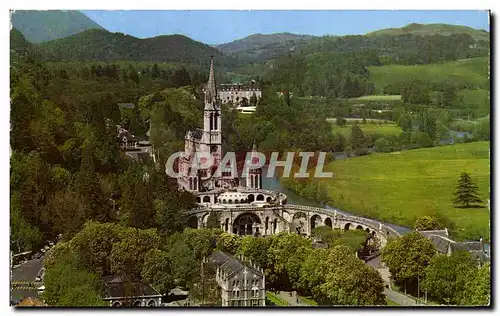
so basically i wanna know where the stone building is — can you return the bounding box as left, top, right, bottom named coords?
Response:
left=207, top=251, right=265, bottom=307
left=218, top=81, right=261, bottom=107
left=418, top=229, right=490, bottom=265
left=102, top=275, right=162, bottom=307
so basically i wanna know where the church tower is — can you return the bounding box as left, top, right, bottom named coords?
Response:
left=200, top=56, right=223, bottom=189
left=246, top=142, right=262, bottom=189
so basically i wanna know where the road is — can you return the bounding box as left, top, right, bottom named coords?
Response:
left=366, top=255, right=424, bottom=306
left=276, top=291, right=309, bottom=306
left=10, top=257, right=44, bottom=302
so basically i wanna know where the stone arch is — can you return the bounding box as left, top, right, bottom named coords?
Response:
left=228, top=199, right=233, bottom=204
left=234, top=199, right=239, bottom=204
left=248, top=194, right=255, bottom=203
left=310, top=214, right=322, bottom=231
left=134, top=300, right=142, bottom=307
left=365, top=228, right=371, bottom=233
left=266, top=197, right=271, bottom=203
left=203, top=196, right=210, bottom=203
left=201, top=213, right=210, bottom=227
left=372, top=231, right=377, bottom=236
left=225, top=218, right=229, bottom=232
left=222, top=199, right=227, bottom=204
left=292, top=212, right=307, bottom=234
left=356, top=225, right=363, bottom=230
left=344, top=223, right=351, bottom=230
left=265, top=217, right=269, bottom=234
left=113, top=301, right=121, bottom=307
left=147, top=300, right=156, bottom=307
left=324, top=217, right=333, bottom=228
left=256, top=194, right=264, bottom=201
left=233, top=213, right=262, bottom=236
left=196, top=197, right=201, bottom=203
left=188, top=216, right=198, bottom=229
left=273, top=218, right=278, bottom=234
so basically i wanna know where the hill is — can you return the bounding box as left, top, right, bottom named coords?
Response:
left=217, top=32, right=314, bottom=54
left=368, top=57, right=490, bottom=94
left=10, top=10, right=104, bottom=43
left=367, top=23, right=489, bottom=42
left=324, top=141, right=490, bottom=241
left=39, top=29, right=239, bottom=69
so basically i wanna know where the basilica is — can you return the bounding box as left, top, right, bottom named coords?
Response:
left=176, top=57, right=286, bottom=209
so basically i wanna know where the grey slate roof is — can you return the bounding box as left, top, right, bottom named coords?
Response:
left=208, top=251, right=263, bottom=278
left=418, top=229, right=449, bottom=239
left=451, top=241, right=484, bottom=252
left=102, top=275, right=161, bottom=299
left=427, top=234, right=454, bottom=254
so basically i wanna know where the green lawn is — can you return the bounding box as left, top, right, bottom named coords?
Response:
left=324, top=141, right=490, bottom=241
left=386, top=299, right=400, bottom=306
left=331, top=122, right=402, bottom=139
left=369, top=57, right=489, bottom=94
left=298, top=296, right=318, bottom=306
left=266, top=292, right=289, bottom=306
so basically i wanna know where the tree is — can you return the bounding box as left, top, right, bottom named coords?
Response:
left=458, top=263, right=490, bottom=306
left=413, top=215, right=443, bottom=231
left=336, top=117, right=347, bottom=127
left=452, top=172, right=483, bottom=208
left=397, top=113, right=413, bottom=132
left=422, top=251, right=476, bottom=304
left=350, top=124, right=366, bottom=149
left=110, top=228, right=161, bottom=281
left=320, top=245, right=386, bottom=305
left=141, top=249, right=174, bottom=295
left=382, top=232, right=436, bottom=294
left=250, top=92, right=258, bottom=107
left=42, top=251, right=106, bottom=306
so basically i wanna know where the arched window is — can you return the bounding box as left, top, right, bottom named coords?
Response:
left=147, top=300, right=156, bottom=307
left=203, top=196, right=210, bottom=203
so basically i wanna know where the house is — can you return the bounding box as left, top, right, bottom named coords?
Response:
left=102, top=276, right=162, bottom=307
left=117, top=126, right=139, bottom=150
left=207, top=251, right=266, bottom=307
left=418, top=230, right=490, bottom=266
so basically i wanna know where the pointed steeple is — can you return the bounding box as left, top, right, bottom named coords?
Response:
left=205, top=56, right=217, bottom=104
left=251, top=140, right=257, bottom=152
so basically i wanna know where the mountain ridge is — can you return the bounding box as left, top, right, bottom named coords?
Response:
left=366, top=23, right=489, bottom=42
left=11, top=10, right=105, bottom=43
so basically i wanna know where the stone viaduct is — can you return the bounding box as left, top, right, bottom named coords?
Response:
left=186, top=204, right=401, bottom=247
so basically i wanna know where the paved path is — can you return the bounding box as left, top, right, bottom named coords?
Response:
left=276, top=291, right=309, bottom=306
left=366, top=255, right=424, bottom=306
left=384, top=288, right=424, bottom=306
left=10, top=257, right=44, bottom=302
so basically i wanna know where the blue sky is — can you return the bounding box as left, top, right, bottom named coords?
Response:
left=82, top=10, right=490, bottom=45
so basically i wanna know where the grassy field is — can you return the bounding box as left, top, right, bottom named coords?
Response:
left=331, top=122, right=402, bottom=138
left=266, top=292, right=289, bottom=306
left=324, top=141, right=490, bottom=241
left=369, top=57, right=489, bottom=94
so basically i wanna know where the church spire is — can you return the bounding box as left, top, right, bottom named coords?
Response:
left=206, top=56, right=217, bottom=104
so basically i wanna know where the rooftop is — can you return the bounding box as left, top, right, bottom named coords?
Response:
left=102, top=275, right=161, bottom=299
left=208, top=251, right=263, bottom=278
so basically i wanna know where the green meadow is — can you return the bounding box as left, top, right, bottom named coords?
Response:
left=324, top=141, right=490, bottom=241
left=331, top=122, right=402, bottom=139
left=368, top=57, right=489, bottom=94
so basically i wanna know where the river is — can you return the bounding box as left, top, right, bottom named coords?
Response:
left=261, top=167, right=411, bottom=234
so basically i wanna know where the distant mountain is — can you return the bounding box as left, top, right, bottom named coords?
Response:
left=10, top=10, right=104, bottom=43
left=366, top=23, right=489, bottom=42
left=216, top=33, right=315, bottom=63
left=39, top=29, right=238, bottom=69
left=217, top=32, right=315, bottom=54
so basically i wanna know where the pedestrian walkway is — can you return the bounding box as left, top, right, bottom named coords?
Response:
left=276, top=291, right=309, bottom=306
